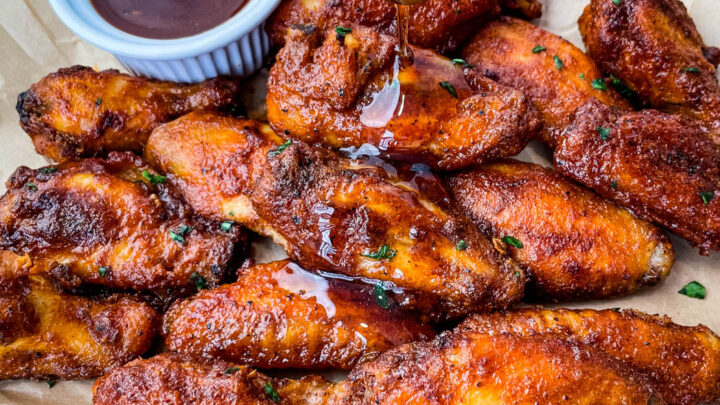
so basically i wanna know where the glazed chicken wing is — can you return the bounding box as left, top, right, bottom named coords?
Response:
left=162, top=260, right=434, bottom=370
left=145, top=111, right=525, bottom=321
left=462, top=16, right=632, bottom=146
left=267, top=25, right=539, bottom=171
left=16, top=66, right=242, bottom=162
left=0, top=251, right=157, bottom=380
left=470, top=308, right=720, bottom=405
left=445, top=159, right=674, bottom=301
left=0, top=152, right=243, bottom=296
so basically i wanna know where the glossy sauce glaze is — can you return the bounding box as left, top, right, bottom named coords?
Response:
left=91, top=0, right=247, bottom=39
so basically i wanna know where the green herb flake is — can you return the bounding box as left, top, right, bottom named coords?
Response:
left=597, top=126, right=611, bottom=141
left=683, top=67, right=700, bottom=73
left=439, top=81, right=458, bottom=98
left=611, top=307, right=622, bottom=312
left=190, top=272, right=207, bottom=290
left=39, top=167, right=57, bottom=174
left=531, top=45, right=546, bottom=53
left=141, top=169, right=166, bottom=185
left=268, top=140, right=292, bottom=156
left=700, top=190, right=715, bottom=204
left=553, top=55, right=563, bottom=70
left=95, top=98, right=102, bottom=107
left=361, top=244, right=396, bottom=260
left=591, top=78, right=607, bottom=91
left=610, top=74, right=641, bottom=107
left=24, top=182, right=38, bottom=191
left=502, top=235, right=523, bottom=248
left=579, top=73, right=586, bottom=80
left=224, top=366, right=241, bottom=374
left=451, top=58, right=473, bottom=68
left=264, top=382, right=280, bottom=402
left=221, top=221, right=234, bottom=232
left=612, top=0, right=621, bottom=5
left=514, top=271, right=522, bottom=278
left=335, top=26, right=352, bottom=37
left=610, top=179, right=619, bottom=190
left=678, top=281, right=706, bottom=299
left=47, top=380, right=56, bottom=388
left=455, top=240, right=467, bottom=251
left=374, top=283, right=390, bottom=309
left=169, top=226, right=192, bottom=245
left=98, top=267, right=109, bottom=277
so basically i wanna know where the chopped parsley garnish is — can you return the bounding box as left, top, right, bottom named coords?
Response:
left=190, top=272, right=207, bottom=290
left=141, top=169, right=166, bottom=185
left=451, top=58, right=473, bottom=68
left=39, top=167, right=57, bottom=174
left=169, top=225, right=193, bottom=244
left=455, top=240, right=467, bottom=251
left=532, top=45, right=546, bottom=53
left=24, top=182, right=37, bottom=191
left=47, top=380, right=56, bottom=388
left=439, top=81, right=458, bottom=98
left=678, top=281, right=706, bottom=299
left=268, top=140, right=292, bottom=156
left=374, top=283, right=390, bottom=309
left=683, top=67, right=700, bottom=73
left=591, top=78, right=607, bottom=91
left=597, top=126, right=611, bottom=141
left=95, top=98, right=102, bottom=106
left=610, top=74, right=642, bottom=107
left=610, top=179, right=619, bottom=190
left=611, top=307, right=622, bottom=312
left=514, top=270, right=522, bottom=278
left=264, top=382, right=280, bottom=402
left=579, top=73, right=586, bottom=80
left=98, top=267, right=109, bottom=277
left=224, top=366, right=241, bottom=374
left=553, top=55, right=563, bottom=70
left=502, top=235, right=523, bottom=248
left=361, top=244, right=396, bottom=260
left=612, top=0, right=621, bottom=5
left=221, top=221, right=234, bottom=232
left=335, top=26, right=352, bottom=36
left=700, top=190, right=715, bottom=204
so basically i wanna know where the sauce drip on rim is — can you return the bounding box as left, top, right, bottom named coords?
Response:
left=91, top=0, right=248, bottom=40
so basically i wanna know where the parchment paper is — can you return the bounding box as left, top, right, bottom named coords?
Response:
left=0, top=0, right=719, bottom=403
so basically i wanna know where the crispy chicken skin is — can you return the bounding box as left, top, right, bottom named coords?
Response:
left=0, top=252, right=157, bottom=380
left=463, top=16, right=632, bottom=146
left=267, top=25, right=539, bottom=171
left=0, top=152, right=243, bottom=294
left=16, top=66, right=242, bottom=162
left=162, top=260, right=434, bottom=370
left=445, top=159, right=674, bottom=301
left=579, top=0, right=720, bottom=140
left=554, top=101, right=720, bottom=254
left=145, top=111, right=525, bottom=321
left=470, top=308, right=720, bottom=405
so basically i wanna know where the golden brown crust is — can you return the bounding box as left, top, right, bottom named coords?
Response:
left=267, top=25, right=539, bottom=171
left=445, top=159, right=674, bottom=301
left=0, top=152, right=244, bottom=294
left=16, top=66, right=242, bottom=162
left=554, top=101, right=720, bottom=253
left=468, top=308, right=720, bottom=405
left=162, top=260, right=434, bottom=370
left=0, top=252, right=157, bottom=380
left=146, top=111, right=526, bottom=321
left=462, top=16, right=632, bottom=147
left=578, top=0, right=720, bottom=141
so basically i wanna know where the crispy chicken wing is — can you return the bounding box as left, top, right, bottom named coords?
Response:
left=462, top=16, right=632, bottom=146
left=16, top=66, right=242, bottom=162
left=444, top=159, right=674, bottom=300
left=579, top=0, right=720, bottom=141
left=162, top=260, right=434, bottom=370
left=470, top=308, right=720, bottom=405
left=145, top=111, right=525, bottom=321
left=267, top=25, right=539, bottom=171
left=554, top=101, right=720, bottom=253
left=0, top=251, right=157, bottom=380
left=0, top=152, right=243, bottom=295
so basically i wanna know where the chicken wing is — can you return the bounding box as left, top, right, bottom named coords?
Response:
left=16, top=66, right=242, bottom=162
left=0, top=152, right=244, bottom=295
left=266, top=25, right=539, bottom=171
left=444, top=159, right=674, bottom=301
left=0, top=251, right=157, bottom=380
left=162, top=260, right=434, bottom=370
left=554, top=101, right=720, bottom=254
left=578, top=0, right=720, bottom=142
left=470, top=308, right=720, bottom=405
left=145, top=111, right=525, bottom=321
left=462, top=16, right=632, bottom=146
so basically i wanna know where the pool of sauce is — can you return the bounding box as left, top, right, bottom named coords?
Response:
left=91, top=0, right=248, bottom=39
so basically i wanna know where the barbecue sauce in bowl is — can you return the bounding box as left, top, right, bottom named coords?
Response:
left=91, top=0, right=248, bottom=39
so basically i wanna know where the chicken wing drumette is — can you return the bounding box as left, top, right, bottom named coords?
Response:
left=146, top=111, right=525, bottom=321
left=267, top=25, right=539, bottom=171
left=16, top=66, right=242, bottom=162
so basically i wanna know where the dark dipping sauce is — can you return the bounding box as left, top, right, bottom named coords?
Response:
left=91, top=0, right=248, bottom=39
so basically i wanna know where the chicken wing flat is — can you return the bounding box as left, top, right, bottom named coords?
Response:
left=554, top=101, right=720, bottom=253
left=0, top=152, right=243, bottom=295
left=470, top=308, right=720, bottom=405
left=162, top=260, right=434, bottom=370
left=462, top=16, right=632, bottom=146
left=145, top=111, right=525, bottom=321
left=267, top=25, right=539, bottom=171
left=0, top=251, right=157, bottom=380
left=444, top=159, right=674, bottom=301
left=578, top=0, right=720, bottom=141
left=16, top=66, right=242, bottom=162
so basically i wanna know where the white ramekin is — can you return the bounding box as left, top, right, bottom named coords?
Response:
left=49, top=0, right=280, bottom=82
